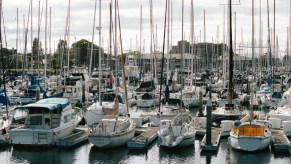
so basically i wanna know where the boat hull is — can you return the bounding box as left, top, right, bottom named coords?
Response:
left=158, top=133, right=195, bottom=148
left=88, top=128, right=135, bottom=148
left=9, top=124, right=75, bottom=146
left=229, top=135, right=271, bottom=151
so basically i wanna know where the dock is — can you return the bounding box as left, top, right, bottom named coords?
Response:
left=200, top=128, right=221, bottom=151
left=56, top=126, right=89, bottom=147
left=271, top=129, right=291, bottom=151
left=127, top=127, right=158, bottom=150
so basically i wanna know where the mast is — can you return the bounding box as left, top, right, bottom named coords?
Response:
left=98, top=0, right=102, bottom=105
left=259, top=0, right=262, bottom=87
left=267, top=0, right=272, bottom=86
left=227, top=0, right=233, bottom=105
left=251, top=0, right=255, bottom=112
left=140, top=5, right=142, bottom=70
left=67, top=0, right=70, bottom=74
left=272, top=0, right=275, bottom=90
left=149, top=0, right=153, bottom=76
left=109, top=1, right=112, bottom=69
left=0, top=0, right=8, bottom=116
left=89, top=0, right=97, bottom=76
left=289, top=0, right=291, bottom=71
left=180, top=0, right=184, bottom=107
left=30, top=0, right=33, bottom=72
left=16, top=8, right=19, bottom=74
left=158, top=0, right=168, bottom=113
left=116, top=0, right=129, bottom=115
left=166, top=1, right=171, bottom=87
left=44, top=0, right=47, bottom=90
left=37, top=0, right=40, bottom=76
left=190, top=0, right=193, bottom=79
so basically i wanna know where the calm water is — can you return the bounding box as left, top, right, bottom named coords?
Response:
left=1, top=108, right=291, bottom=164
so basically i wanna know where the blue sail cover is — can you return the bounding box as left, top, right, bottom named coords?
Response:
left=29, top=75, right=45, bottom=93
left=0, top=89, right=10, bottom=106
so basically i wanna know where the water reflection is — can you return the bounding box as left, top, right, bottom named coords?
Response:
left=12, top=147, right=64, bottom=164
left=89, top=145, right=129, bottom=164
left=159, top=146, right=195, bottom=164
left=229, top=147, right=272, bottom=164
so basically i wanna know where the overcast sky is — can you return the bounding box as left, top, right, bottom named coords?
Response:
left=2, top=0, right=290, bottom=57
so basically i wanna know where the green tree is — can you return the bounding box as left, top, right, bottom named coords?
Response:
left=31, top=38, right=44, bottom=69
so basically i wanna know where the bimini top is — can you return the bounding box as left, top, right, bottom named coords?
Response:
left=16, top=98, right=70, bottom=111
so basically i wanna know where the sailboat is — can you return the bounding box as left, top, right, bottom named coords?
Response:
left=211, top=0, right=247, bottom=126
left=156, top=0, right=195, bottom=148
left=158, top=113, right=196, bottom=148
left=87, top=0, right=135, bottom=148
left=229, top=115, right=271, bottom=151
left=229, top=0, right=272, bottom=152
left=87, top=97, right=136, bottom=148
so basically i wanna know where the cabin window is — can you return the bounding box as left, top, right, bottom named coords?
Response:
left=45, top=117, right=51, bottom=126
left=30, top=116, right=42, bottom=125
left=64, top=115, right=71, bottom=123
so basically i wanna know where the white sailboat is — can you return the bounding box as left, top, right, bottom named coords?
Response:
left=87, top=98, right=136, bottom=148
left=87, top=0, right=136, bottom=148
left=229, top=0, right=272, bottom=152
left=229, top=118, right=271, bottom=151
left=158, top=113, right=195, bottom=148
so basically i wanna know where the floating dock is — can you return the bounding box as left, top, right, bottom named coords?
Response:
left=200, top=128, right=221, bottom=151
left=56, top=126, right=89, bottom=147
left=271, top=129, right=291, bottom=151
left=127, top=127, right=158, bottom=150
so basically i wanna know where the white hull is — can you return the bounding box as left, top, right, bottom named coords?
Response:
left=136, top=99, right=159, bottom=108
left=88, top=118, right=136, bottom=148
left=10, top=120, right=77, bottom=146
left=158, top=133, right=195, bottom=148
left=183, top=99, right=199, bottom=107
left=229, top=136, right=271, bottom=151
left=88, top=128, right=135, bottom=148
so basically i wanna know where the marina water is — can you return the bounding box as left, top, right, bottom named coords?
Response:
left=0, top=107, right=291, bottom=164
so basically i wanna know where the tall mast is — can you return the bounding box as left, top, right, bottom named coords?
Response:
left=251, top=0, right=255, bottom=109
left=44, top=0, right=47, bottom=90
left=16, top=8, right=19, bottom=74
left=109, top=1, right=112, bottom=68
left=267, top=0, right=272, bottom=86
left=30, top=0, right=33, bottom=72
left=67, top=0, right=70, bottom=73
left=227, top=0, right=233, bottom=105
left=259, top=0, right=262, bottom=86
left=180, top=0, right=184, bottom=107
left=89, top=0, right=97, bottom=76
left=166, top=0, right=170, bottom=85
left=98, top=0, right=103, bottom=105
left=190, top=0, right=194, bottom=79
left=140, top=5, right=142, bottom=69
left=272, top=0, right=275, bottom=90
left=289, top=0, right=291, bottom=70
left=37, top=0, right=40, bottom=76
left=149, top=0, right=153, bottom=76
left=0, top=0, right=8, bottom=116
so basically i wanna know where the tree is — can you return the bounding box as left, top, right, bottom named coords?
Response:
left=31, top=38, right=44, bottom=69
